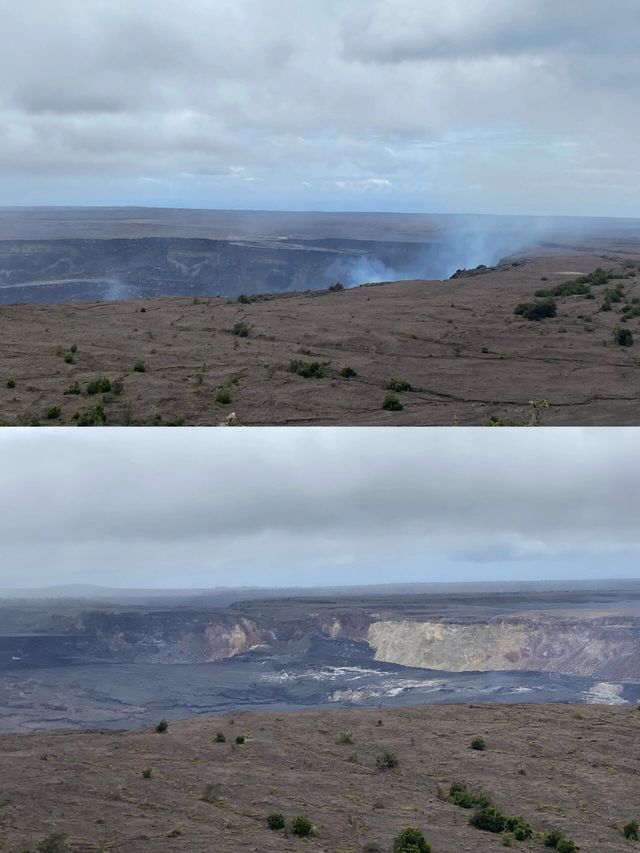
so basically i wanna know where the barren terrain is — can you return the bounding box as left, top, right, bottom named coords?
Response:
left=0, top=704, right=638, bottom=852
left=2, top=248, right=640, bottom=425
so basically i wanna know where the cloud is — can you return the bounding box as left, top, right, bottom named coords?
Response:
left=0, top=428, right=638, bottom=589
left=0, top=0, right=639, bottom=213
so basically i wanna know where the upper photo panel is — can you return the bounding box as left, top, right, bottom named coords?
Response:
left=1, top=0, right=639, bottom=427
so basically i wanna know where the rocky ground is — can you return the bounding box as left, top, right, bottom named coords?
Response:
left=1, top=248, right=640, bottom=426
left=0, top=704, right=638, bottom=852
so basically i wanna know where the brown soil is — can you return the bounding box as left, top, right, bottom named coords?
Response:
left=0, top=704, right=637, bottom=852
left=1, top=251, right=640, bottom=426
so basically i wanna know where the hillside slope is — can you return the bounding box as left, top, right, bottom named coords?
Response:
left=0, top=705, right=637, bottom=852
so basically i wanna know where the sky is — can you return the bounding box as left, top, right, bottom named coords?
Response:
left=0, top=0, right=639, bottom=216
left=0, top=427, right=639, bottom=590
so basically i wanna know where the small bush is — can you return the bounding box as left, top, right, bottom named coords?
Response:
left=336, top=731, right=354, bottom=745
left=37, top=834, right=68, bottom=853
left=86, top=377, right=111, bottom=395
left=470, top=736, right=486, bottom=751
left=447, top=782, right=492, bottom=810
left=133, top=360, right=146, bottom=372
left=237, top=294, right=252, bottom=304
left=289, top=359, right=327, bottom=378
left=340, top=366, right=357, bottom=378
left=232, top=321, right=250, bottom=337
left=535, top=281, right=590, bottom=298
left=46, top=406, right=61, bottom=420
left=215, top=388, right=232, bottom=404
left=267, top=812, right=286, bottom=830
left=556, top=839, right=579, bottom=853
left=201, top=782, right=220, bottom=803
left=386, top=378, right=412, bottom=392
left=544, top=829, right=578, bottom=851
left=76, top=404, right=106, bottom=426
left=328, top=281, right=344, bottom=292
left=214, top=731, right=226, bottom=743
left=63, top=353, right=74, bottom=364
left=382, top=394, right=403, bottom=411
left=623, top=820, right=639, bottom=841
left=63, top=381, right=81, bottom=395
left=291, top=816, right=313, bottom=837
left=502, top=833, right=514, bottom=847
left=6, top=378, right=15, bottom=389
left=376, top=751, right=397, bottom=770
left=392, top=827, right=431, bottom=853
left=614, top=328, right=634, bottom=347
left=142, top=767, right=152, bottom=779
left=514, top=299, right=557, bottom=321
left=155, top=719, right=169, bottom=733
left=235, top=734, right=246, bottom=744
left=470, top=807, right=506, bottom=833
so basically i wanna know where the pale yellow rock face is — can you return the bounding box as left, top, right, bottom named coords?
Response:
left=367, top=620, right=528, bottom=672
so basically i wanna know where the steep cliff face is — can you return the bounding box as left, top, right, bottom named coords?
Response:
left=367, top=615, right=640, bottom=680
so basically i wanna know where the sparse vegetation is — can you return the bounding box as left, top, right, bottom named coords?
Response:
left=6, top=378, right=15, bottom=389
left=623, top=820, right=639, bottom=841
left=328, top=281, right=344, bottom=292
left=237, top=294, right=252, bottom=304
left=63, top=353, right=74, bottom=364
left=214, top=731, right=226, bottom=743
left=382, top=394, right=403, bottom=411
left=201, top=782, right=220, bottom=803
left=386, top=378, right=412, bottom=392
left=376, top=751, right=398, bottom=770
left=86, top=377, right=111, bottom=395
left=63, top=381, right=81, bottom=395
left=340, top=366, right=357, bottom=378
left=446, top=782, right=492, bottom=810
left=133, top=360, right=146, bottom=372
left=142, top=767, right=152, bottom=779
left=469, top=807, right=532, bottom=839
left=46, top=406, right=61, bottom=420
left=267, top=812, right=285, bottom=830
left=470, top=736, right=486, bottom=751
left=288, top=359, right=328, bottom=378
left=336, top=731, right=354, bottom=745
left=232, top=321, right=250, bottom=337
left=155, top=719, right=168, bottom=733
left=614, top=328, right=634, bottom=346
left=514, top=299, right=557, bottom=321
left=36, top=833, right=68, bottom=853
left=535, top=281, right=590, bottom=298
left=75, top=404, right=106, bottom=426
left=235, top=734, right=246, bottom=744
left=290, top=816, right=313, bottom=837
left=215, top=387, right=232, bottom=404
left=392, top=827, right=431, bottom=853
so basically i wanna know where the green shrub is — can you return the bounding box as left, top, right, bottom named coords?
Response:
left=386, top=378, right=412, bottom=392
left=237, top=294, right=252, bottom=304
left=392, top=827, right=431, bottom=853
left=76, top=404, right=106, bottom=426
left=37, top=834, right=68, bottom=853
left=6, top=378, right=15, bottom=389
left=470, top=736, right=486, bottom=751
left=142, top=767, right=152, bottom=779
left=535, top=281, right=590, bottom=298
left=382, top=394, right=403, bottom=411
left=604, top=284, right=625, bottom=303
left=504, top=816, right=533, bottom=840
left=232, top=321, right=250, bottom=337
left=214, top=731, right=226, bottom=743
left=267, top=812, right=285, bottom=830
left=376, top=751, right=398, bottom=770
left=544, top=830, right=565, bottom=847
left=215, top=388, right=232, bottom=404
left=235, top=734, right=245, bottom=744
left=340, top=366, right=357, bottom=378
left=447, top=782, right=492, bottom=810
left=63, top=354, right=74, bottom=364
left=623, top=820, right=639, bottom=841
left=289, top=359, right=327, bottom=378
left=201, top=782, right=219, bottom=803
left=86, top=377, right=111, bottom=395
left=544, top=829, right=578, bottom=851
left=502, top=833, right=514, bottom=847
left=63, top=381, right=81, bottom=395
left=470, top=807, right=506, bottom=833
left=46, top=406, right=61, bottom=419
left=556, top=839, right=579, bottom=853
left=514, top=299, right=557, bottom=320
left=336, top=731, right=354, bottom=745
left=133, top=360, right=146, bottom=372
left=155, top=719, right=168, bottom=733
left=291, top=816, right=313, bottom=837
left=329, top=282, right=344, bottom=292
left=614, top=328, right=634, bottom=346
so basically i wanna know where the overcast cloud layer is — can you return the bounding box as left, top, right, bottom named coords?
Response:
left=0, top=0, right=639, bottom=215
left=0, top=428, right=638, bottom=589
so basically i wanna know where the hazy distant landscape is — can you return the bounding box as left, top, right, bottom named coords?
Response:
left=2, top=581, right=639, bottom=732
